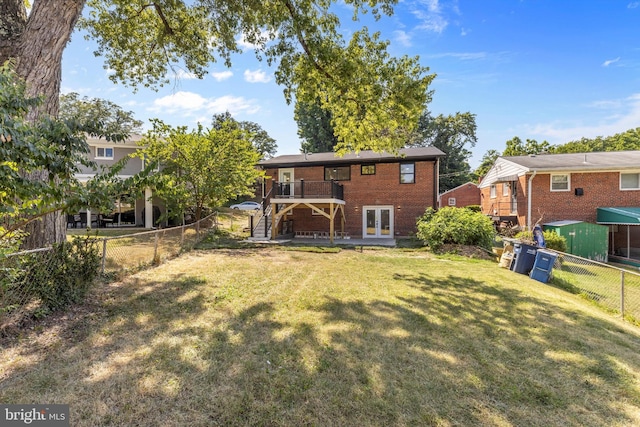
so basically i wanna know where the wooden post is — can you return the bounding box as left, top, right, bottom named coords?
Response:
left=271, top=204, right=277, bottom=240
left=329, top=202, right=335, bottom=244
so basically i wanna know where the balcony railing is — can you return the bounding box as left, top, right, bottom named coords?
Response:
left=272, top=179, right=344, bottom=200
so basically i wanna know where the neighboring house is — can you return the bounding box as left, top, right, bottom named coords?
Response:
left=74, top=135, right=165, bottom=228
left=438, top=182, right=480, bottom=208
left=479, top=151, right=640, bottom=262
left=256, top=147, right=445, bottom=242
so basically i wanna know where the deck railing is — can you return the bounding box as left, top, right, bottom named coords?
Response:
left=273, top=180, right=344, bottom=200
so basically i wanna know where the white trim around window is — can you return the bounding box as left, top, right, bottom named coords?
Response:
left=550, top=174, right=570, bottom=192
left=490, top=184, right=496, bottom=198
left=95, top=147, right=114, bottom=160
left=621, top=172, right=640, bottom=190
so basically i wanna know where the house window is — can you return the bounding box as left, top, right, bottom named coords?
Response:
left=621, top=173, right=640, bottom=190
left=361, top=164, right=376, bottom=175
left=312, top=208, right=328, bottom=216
left=96, top=147, right=114, bottom=159
left=550, top=174, right=570, bottom=191
left=324, top=166, right=350, bottom=181
left=503, top=183, right=510, bottom=196
left=490, top=184, right=497, bottom=198
left=448, top=197, right=456, bottom=206
left=400, top=163, right=415, bottom=184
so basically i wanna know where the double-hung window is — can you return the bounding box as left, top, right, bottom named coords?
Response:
left=550, top=174, right=570, bottom=191
left=96, top=147, right=114, bottom=160
left=621, top=173, right=640, bottom=190
left=400, top=163, right=415, bottom=184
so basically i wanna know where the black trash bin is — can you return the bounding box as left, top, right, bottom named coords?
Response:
left=510, top=243, right=538, bottom=275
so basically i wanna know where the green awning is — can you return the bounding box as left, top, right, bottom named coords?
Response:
left=597, top=207, right=640, bottom=225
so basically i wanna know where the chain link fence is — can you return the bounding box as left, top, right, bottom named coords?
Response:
left=1, top=213, right=219, bottom=332
left=551, top=251, right=640, bottom=324
left=98, top=213, right=218, bottom=276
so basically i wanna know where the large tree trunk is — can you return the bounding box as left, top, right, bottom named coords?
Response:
left=1, top=0, right=86, bottom=249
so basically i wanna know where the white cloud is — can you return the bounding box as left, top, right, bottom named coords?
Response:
left=244, top=69, right=271, bottom=83
left=411, top=0, right=449, bottom=33
left=148, top=91, right=260, bottom=118
left=525, top=93, right=640, bottom=142
left=628, top=2, right=639, bottom=9
left=602, top=57, right=621, bottom=67
left=211, top=70, right=233, bottom=82
left=426, top=52, right=487, bottom=60
left=173, top=69, right=198, bottom=79
left=394, top=30, right=412, bottom=47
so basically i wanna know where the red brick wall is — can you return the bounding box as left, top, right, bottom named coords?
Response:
left=264, top=160, right=437, bottom=237
left=481, top=172, right=640, bottom=227
left=440, top=183, right=480, bottom=208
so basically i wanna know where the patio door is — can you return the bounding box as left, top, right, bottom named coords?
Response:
left=363, top=206, right=393, bottom=238
left=279, top=168, right=294, bottom=197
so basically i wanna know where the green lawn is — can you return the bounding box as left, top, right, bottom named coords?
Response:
left=2, top=245, right=640, bottom=426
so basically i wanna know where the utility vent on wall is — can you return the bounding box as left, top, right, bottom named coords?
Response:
left=575, top=188, right=584, bottom=196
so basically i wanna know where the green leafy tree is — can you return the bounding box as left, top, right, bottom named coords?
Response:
left=503, top=136, right=551, bottom=156
left=0, top=63, right=125, bottom=249
left=1, top=0, right=431, bottom=246
left=409, top=111, right=477, bottom=192
left=211, top=112, right=277, bottom=160
left=140, top=119, right=264, bottom=223
left=553, top=128, right=640, bottom=153
left=59, top=92, right=144, bottom=139
left=295, top=97, right=339, bottom=153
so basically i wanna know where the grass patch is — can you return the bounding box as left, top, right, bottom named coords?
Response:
left=2, top=248, right=640, bottom=426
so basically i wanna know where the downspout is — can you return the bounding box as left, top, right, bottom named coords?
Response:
left=527, top=170, right=537, bottom=231
left=434, top=157, right=440, bottom=209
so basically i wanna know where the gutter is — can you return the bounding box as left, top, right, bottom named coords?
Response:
left=527, top=170, right=537, bottom=230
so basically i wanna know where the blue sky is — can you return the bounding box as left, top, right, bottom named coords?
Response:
left=61, top=0, right=640, bottom=167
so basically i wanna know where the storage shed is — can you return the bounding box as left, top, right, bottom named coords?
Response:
left=543, top=220, right=609, bottom=262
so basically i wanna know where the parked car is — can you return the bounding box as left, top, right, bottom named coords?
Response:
left=230, top=201, right=261, bottom=211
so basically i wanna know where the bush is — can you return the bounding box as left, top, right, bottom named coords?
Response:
left=22, top=237, right=100, bottom=311
left=514, top=230, right=567, bottom=252
left=416, top=207, right=496, bottom=251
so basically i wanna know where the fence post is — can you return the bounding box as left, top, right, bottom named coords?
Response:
left=621, top=270, right=625, bottom=320
left=154, top=231, right=159, bottom=263
left=101, top=238, right=107, bottom=274
left=181, top=224, right=185, bottom=247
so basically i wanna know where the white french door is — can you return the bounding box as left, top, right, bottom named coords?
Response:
left=363, top=206, right=393, bottom=238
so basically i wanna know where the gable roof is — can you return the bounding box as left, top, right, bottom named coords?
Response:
left=259, top=147, right=445, bottom=168
left=502, top=151, right=640, bottom=171
left=479, top=150, right=640, bottom=188
left=439, top=181, right=479, bottom=197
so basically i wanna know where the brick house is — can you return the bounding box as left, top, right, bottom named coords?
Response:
left=73, top=135, right=166, bottom=228
left=438, top=182, right=480, bottom=208
left=478, top=151, right=640, bottom=260
left=256, top=147, right=444, bottom=242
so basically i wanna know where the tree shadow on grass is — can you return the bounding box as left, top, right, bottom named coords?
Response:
left=2, top=266, right=640, bottom=426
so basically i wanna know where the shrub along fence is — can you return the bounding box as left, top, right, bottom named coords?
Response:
left=551, top=251, right=640, bottom=325
left=0, top=213, right=218, bottom=333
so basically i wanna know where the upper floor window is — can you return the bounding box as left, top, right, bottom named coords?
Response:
left=502, top=183, right=510, bottom=196
left=361, top=164, right=376, bottom=175
left=400, top=163, right=415, bottom=184
left=490, top=184, right=497, bottom=198
left=96, top=147, right=114, bottom=160
left=324, top=166, right=350, bottom=181
left=550, top=174, right=570, bottom=191
left=448, top=197, right=456, bottom=206
left=621, top=173, right=640, bottom=190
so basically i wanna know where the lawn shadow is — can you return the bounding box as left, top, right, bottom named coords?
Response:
left=2, top=260, right=640, bottom=426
